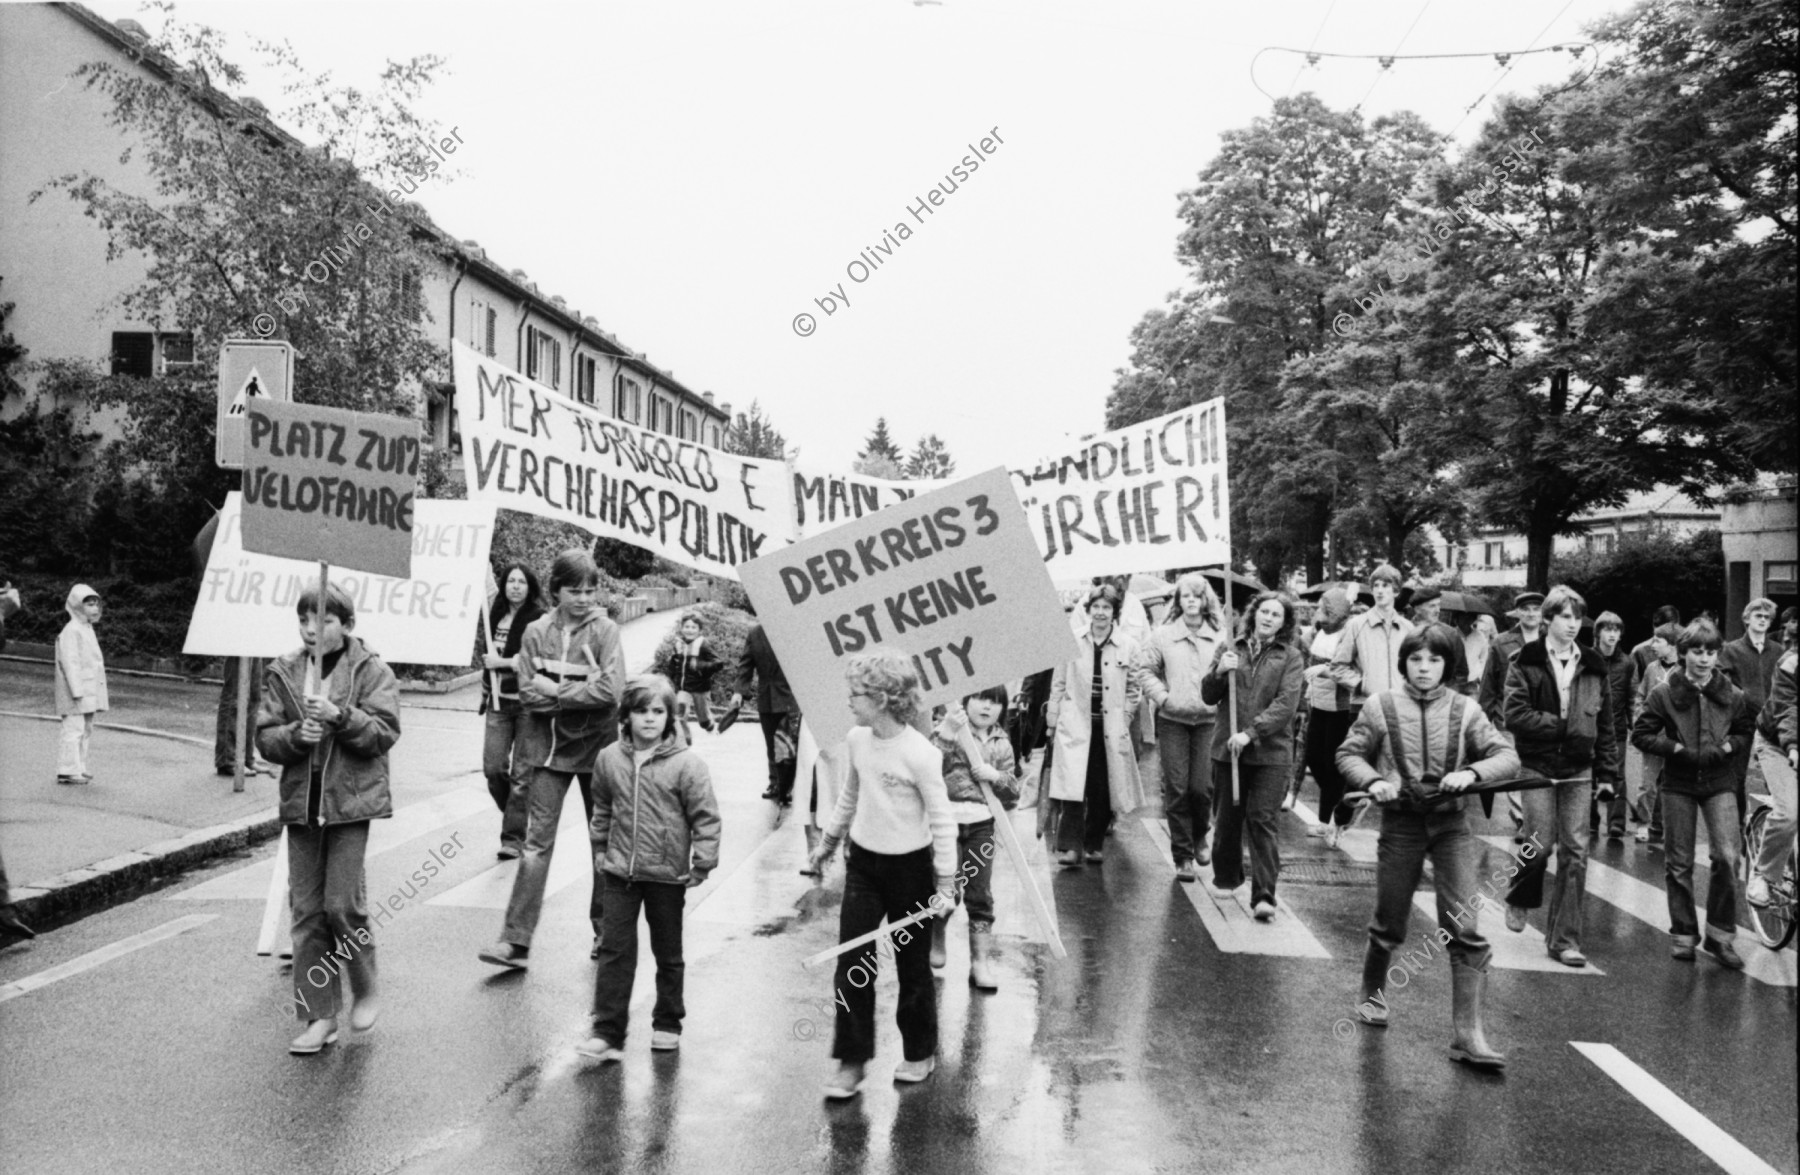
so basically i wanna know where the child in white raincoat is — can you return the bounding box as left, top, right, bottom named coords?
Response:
left=54, top=583, right=108, bottom=784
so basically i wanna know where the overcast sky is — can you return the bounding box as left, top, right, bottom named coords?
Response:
left=84, top=0, right=1627, bottom=472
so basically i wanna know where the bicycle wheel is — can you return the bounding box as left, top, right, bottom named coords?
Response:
left=1743, top=807, right=1797, bottom=950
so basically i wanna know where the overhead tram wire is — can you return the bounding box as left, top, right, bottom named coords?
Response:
left=1350, top=0, right=1433, bottom=115
left=1285, top=0, right=1341, bottom=99
left=1445, top=0, right=1580, bottom=139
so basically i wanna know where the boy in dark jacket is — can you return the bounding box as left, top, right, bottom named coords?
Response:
left=1500, top=586, right=1621, bottom=968
left=1633, top=619, right=1756, bottom=968
left=1592, top=612, right=1635, bottom=840
left=579, top=674, right=720, bottom=1061
left=257, top=583, right=401, bottom=1054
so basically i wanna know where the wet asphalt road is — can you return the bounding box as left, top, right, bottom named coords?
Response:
left=0, top=700, right=1794, bottom=1175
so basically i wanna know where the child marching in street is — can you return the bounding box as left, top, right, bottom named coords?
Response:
left=931, top=686, right=1021, bottom=990
left=808, top=650, right=958, bottom=1099
left=578, top=674, right=721, bottom=1061
left=256, top=583, right=402, bottom=1055
left=54, top=584, right=107, bottom=785
left=1336, top=623, right=1519, bottom=1069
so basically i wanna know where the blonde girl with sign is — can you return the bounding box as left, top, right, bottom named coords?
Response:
left=54, top=584, right=108, bottom=785
left=807, top=650, right=958, bottom=1099
left=256, top=583, right=401, bottom=1055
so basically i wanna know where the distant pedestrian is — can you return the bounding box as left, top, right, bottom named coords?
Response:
left=930, top=686, right=1021, bottom=989
left=1337, top=622, right=1519, bottom=1068
left=1300, top=587, right=1357, bottom=841
left=214, top=656, right=267, bottom=777
left=654, top=611, right=725, bottom=742
left=256, top=583, right=401, bottom=1055
left=479, top=549, right=626, bottom=970
left=1463, top=613, right=1497, bottom=690
left=1203, top=591, right=1305, bottom=921
left=732, top=605, right=799, bottom=805
left=808, top=650, right=957, bottom=1099
left=1631, top=619, right=1755, bottom=969
left=1632, top=623, right=1682, bottom=844
left=1592, top=612, right=1636, bottom=841
left=1479, top=590, right=1544, bottom=725
left=1134, top=573, right=1223, bottom=881
left=480, top=562, right=546, bottom=861
left=1720, top=597, right=1783, bottom=808
left=1045, top=585, right=1146, bottom=869
left=578, top=675, right=721, bottom=1062
left=1631, top=605, right=1682, bottom=678
left=0, top=575, right=20, bottom=655
left=54, top=583, right=107, bottom=786
left=1500, top=586, right=1622, bottom=969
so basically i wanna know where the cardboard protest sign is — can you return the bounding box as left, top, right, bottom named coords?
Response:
left=452, top=343, right=792, bottom=579
left=241, top=400, right=419, bottom=579
left=1008, top=398, right=1230, bottom=579
left=738, top=466, right=1078, bottom=745
left=185, top=493, right=495, bottom=664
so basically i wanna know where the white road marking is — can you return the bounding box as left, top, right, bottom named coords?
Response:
left=1572, top=1043, right=1784, bottom=1175
left=1480, top=835, right=1794, bottom=988
left=1408, top=891, right=1605, bottom=974
left=427, top=803, right=591, bottom=909
left=1140, top=818, right=1332, bottom=958
left=0, top=915, right=218, bottom=1004
left=171, top=787, right=495, bottom=901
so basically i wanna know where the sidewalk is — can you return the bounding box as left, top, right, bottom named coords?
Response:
left=0, top=608, right=684, bottom=932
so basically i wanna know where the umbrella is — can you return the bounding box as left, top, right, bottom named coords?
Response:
left=1128, top=572, right=1173, bottom=602
left=1433, top=590, right=1495, bottom=617
left=1301, top=580, right=1374, bottom=607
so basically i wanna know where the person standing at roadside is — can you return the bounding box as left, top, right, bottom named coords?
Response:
left=54, top=584, right=107, bottom=786
left=1500, top=586, right=1621, bottom=969
left=480, top=563, right=546, bottom=860
left=1593, top=612, right=1636, bottom=841
left=732, top=605, right=799, bottom=805
left=1135, top=573, right=1224, bottom=881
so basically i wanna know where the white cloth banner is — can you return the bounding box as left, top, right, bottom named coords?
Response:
left=184, top=493, right=496, bottom=664
left=452, top=342, right=792, bottom=580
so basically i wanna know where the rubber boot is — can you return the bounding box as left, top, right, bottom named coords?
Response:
left=800, top=826, right=821, bottom=876
left=968, top=925, right=998, bottom=991
left=1355, top=945, right=1391, bottom=1027
left=929, top=915, right=948, bottom=970
left=1447, top=963, right=1506, bottom=1070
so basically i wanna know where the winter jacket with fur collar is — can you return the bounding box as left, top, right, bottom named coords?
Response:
left=1632, top=669, right=1756, bottom=798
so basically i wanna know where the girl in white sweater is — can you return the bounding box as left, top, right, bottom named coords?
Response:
left=809, top=650, right=957, bottom=1100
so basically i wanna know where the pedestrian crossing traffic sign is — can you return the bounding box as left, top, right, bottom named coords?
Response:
left=216, top=339, right=293, bottom=470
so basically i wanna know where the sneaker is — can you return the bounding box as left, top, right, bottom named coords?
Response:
left=1548, top=946, right=1588, bottom=968
left=893, top=1056, right=937, bottom=1083
left=650, top=1030, right=680, bottom=1051
left=1634, top=827, right=1650, bottom=843
left=55, top=775, right=80, bottom=786
left=289, top=1018, right=339, bottom=1055
left=576, top=1036, right=624, bottom=1062
left=1084, top=850, right=1104, bottom=864
left=1504, top=905, right=1528, bottom=934
left=760, top=787, right=782, bottom=801
left=1209, top=880, right=1244, bottom=898
left=1701, top=937, right=1745, bottom=971
left=349, top=994, right=381, bottom=1033
left=477, top=941, right=529, bottom=969
left=824, top=1062, right=865, bottom=1100
left=1306, top=823, right=1331, bottom=838
left=1252, top=900, right=1277, bottom=922
left=1670, top=936, right=1697, bottom=961
left=1747, top=875, right=1772, bottom=907
left=1175, top=861, right=1198, bottom=884
left=1056, top=849, right=1083, bottom=868
left=1195, top=845, right=1212, bottom=867
left=1323, top=822, right=1344, bottom=849
left=497, top=845, right=521, bottom=861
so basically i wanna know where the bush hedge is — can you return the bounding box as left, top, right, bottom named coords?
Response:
left=1548, top=527, right=1724, bottom=648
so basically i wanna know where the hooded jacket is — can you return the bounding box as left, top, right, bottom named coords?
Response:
left=590, top=729, right=721, bottom=884
left=54, top=584, right=107, bottom=716
left=256, top=634, right=401, bottom=825
left=517, top=606, right=627, bottom=772
left=1632, top=669, right=1756, bottom=798
left=1503, top=636, right=1621, bottom=786
left=1335, top=682, right=1521, bottom=812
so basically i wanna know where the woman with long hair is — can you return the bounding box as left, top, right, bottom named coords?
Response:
left=481, top=563, right=546, bottom=859
left=1136, top=573, right=1224, bottom=881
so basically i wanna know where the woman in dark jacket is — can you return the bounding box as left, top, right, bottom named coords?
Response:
left=1203, top=591, right=1305, bottom=921
left=1632, top=619, right=1756, bottom=969
left=481, top=563, right=545, bottom=860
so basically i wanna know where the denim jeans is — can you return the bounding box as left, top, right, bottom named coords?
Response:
left=1507, top=780, right=1591, bottom=954
left=1211, top=761, right=1285, bottom=905
left=1754, top=733, right=1797, bottom=885
left=214, top=656, right=264, bottom=771
left=501, top=768, right=603, bottom=947
left=1304, top=708, right=1356, bottom=827
left=1631, top=751, right=1666, bottom=838
left=832, top=841, right=937, bottom=1064
left=1663, top=790, right=1741, bottom=941
left=951, top=819, right=996, bottom=929
left=482, top=707, right=532, bottom=849
left=1154, top=719, right=1213, bottom=864
left=590, top=872, right=687, bottom=1046
left=287, top=820, right=375, bottom=1021
left=1368, top=805, right=1491, bottom=971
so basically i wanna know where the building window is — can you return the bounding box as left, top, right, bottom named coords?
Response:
left=469, top=299, right=499, bottom=357
left=484, top=308, right=497, bottom=357
left=110, top=332, right=155, bottom=377
left=1483, top=542, right=1498, bottom=567
left=616, top=377, right=643, bottom=424
left=680, top=411, right=697, bottom=440
left=394, top=270, right=423, bottom=323
left=160, top=332, right=196, bottom=371
left=709, top=422, right=721, bottom=449
left=525, top=326, right=561, bottom=389
left=1768, top=562, right=1797, bottom=596
left=575, top=356, right=598, bottom=406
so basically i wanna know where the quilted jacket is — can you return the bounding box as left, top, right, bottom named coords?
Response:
left=590, top=731, right=721, bottom=885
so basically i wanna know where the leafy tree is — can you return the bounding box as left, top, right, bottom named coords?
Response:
left=905, top=434, right=955, bottom=480
left=859, top=417, right=903, bottom=465
left=723, top=400, right=792, bottom=460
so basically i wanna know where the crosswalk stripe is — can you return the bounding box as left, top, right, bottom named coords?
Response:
left=170, top=786, right=495, bottom=901
left=1572, top=1043, right=1783, bottom=1175
left=425, top=802, right=592, bottom=909
left=0, top=915, right=218, bottom=1004
left=1480, top=836, right=1794, bottom=988
left=1407, top=891, right=1605, bottom=974
left=1138, top=818, right=1332, bottom=958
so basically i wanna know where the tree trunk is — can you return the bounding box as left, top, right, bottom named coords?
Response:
left=1304, top=496, right=1330, bottom=585
left=1525, top=519, right=1557, bottom=593
left=1386, top=519, right=1409, bottom=569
